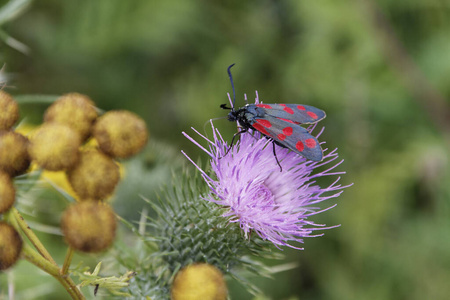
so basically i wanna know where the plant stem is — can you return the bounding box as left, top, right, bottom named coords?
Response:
left=61, top=246, right=74, bottom=275
left=9, top=207, right=57, bottom=265
left=5, top=208, right=85, bottom=300
left=22, top=244, right=85, bottom=300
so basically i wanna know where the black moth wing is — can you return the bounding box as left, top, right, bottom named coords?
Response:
left=252, top=114, right=324, bottom=162
left=256, top=103, right=326, bottom=124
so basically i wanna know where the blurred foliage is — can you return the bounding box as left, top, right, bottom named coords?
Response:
left=1, top=0, right=450, bottom=299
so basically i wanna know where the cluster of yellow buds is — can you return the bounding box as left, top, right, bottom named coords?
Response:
left=0, top=90, right=26, bottom=270
left=0, top=91, right=148, bottom=270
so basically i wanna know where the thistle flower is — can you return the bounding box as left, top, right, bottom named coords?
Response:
left=182, top=93, right=350, bottom=249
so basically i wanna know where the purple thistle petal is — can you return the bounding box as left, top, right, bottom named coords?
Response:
left=182, top=92, right=351, bottom=249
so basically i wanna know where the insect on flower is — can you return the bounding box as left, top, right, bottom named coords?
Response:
left=221, top=64, right=326, bottom=165
left=182, top=115, right=350, bottom=249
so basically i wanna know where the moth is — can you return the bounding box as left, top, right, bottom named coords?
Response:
left=222, top=64, right=326, bottom=165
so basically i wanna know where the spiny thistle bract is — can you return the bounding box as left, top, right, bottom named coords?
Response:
left=118, top=171, right=280, bottom=299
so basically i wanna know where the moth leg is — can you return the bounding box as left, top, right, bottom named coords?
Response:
left=272, top=142, right=283, bottom=172
left=220, top=128, right=249, bottom=158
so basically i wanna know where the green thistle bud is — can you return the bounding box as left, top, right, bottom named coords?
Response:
left=61, top=201, right=117, bottom=253
left=66, top=150, right=120, bottom=201
left=0, top=130, right=30, bottom=176
left=0, top=90, right=19, bottom=130
left=119, top=172, right=277, bottom=298
left=0, top=171, right=15, bottom=214
left=93, top=110, right=148, bottom=158
left=44, top=93, right=97, bottom=141
left=29, top=123, right=81, bottom=171
left=171, top=263, right=227, bottom=300
left=0, top=221, right=23, bottom=270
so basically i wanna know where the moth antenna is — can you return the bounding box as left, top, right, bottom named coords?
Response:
left=227, top=63, right=236, bottom=109
left=203, top=117, right=227, bottom=135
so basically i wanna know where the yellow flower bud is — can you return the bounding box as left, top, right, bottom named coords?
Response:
left=171, top=263, right=227, bottom=300
left=93, top=110, right=148, bottom=158
left=0, top=130, right=30, bottom=176
left=44, top=93, right=97, bottom=141
left=0, top=221, right=23, bottom=270
left=0, top=90, right=19, bottom=130
left=67, top=150, right=120, bottom=201
left=61, top=201, right=116, bottom=253
left=0, top=171, right=15, bottom=214
left=29, top=123, right=81, bottom=171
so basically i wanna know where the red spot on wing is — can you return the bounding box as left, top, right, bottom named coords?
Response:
left=252, top=123, right=270, bottom=136
left=255, top=119, right=272, bottom=128
left=279, top=118, right=296, bottom=124
left=297, top=105, right=306, bottom=111
left=256, top=104, right=272, bottom=109
left=305, top=138, right=316, bottom=148
left=282, top=127, right=293, bottom=136
left=283, top=107, right=294, bottom=114
left=296, top=141, right=304, bottom=152
left=279, top=104, right=286, bottom=107
left=277, top=133, right=286, bottom=141
left=307, top=111, right=318, bottom=119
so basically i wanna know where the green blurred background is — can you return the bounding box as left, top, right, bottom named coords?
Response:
left=1, top=0, right=450, bottom=299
